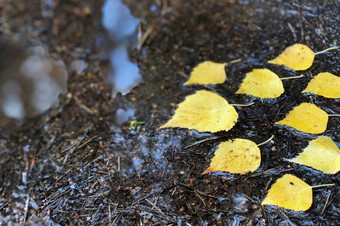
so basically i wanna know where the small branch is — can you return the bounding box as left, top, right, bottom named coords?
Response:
left=145, top=198, right=167, bottom=217
left=195, top=191, right=207, bottom=206
left=161, top=0, right=168, bottom=16
left=137, top=25, right=154, bottom=51
left=287, top=22, right=297, bottom=40
left=184, top=136, right=220, bottom=149
left=23, top=194, right=30, bottom=224
left=179, top=183, right=219, bottom=199
left=76, top=135, right=99, bottom=150
left=321, top=191, right=331, bottom=214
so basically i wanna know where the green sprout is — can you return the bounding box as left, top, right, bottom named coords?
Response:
left=129, top=120, right=145, bottom=130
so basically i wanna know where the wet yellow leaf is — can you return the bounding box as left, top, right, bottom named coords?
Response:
left=275, top=103, right=328, bottom=134
left=302, top=72, right=340, bottom=98
left=268, top=44, right=314, bottom=70
left=261, top=174, right=312, bottom=211
left=184, top=61, right=227, bottom=85
left=287, top=136, right=340, bottom=174
left=236, top=69, right=284, bottom=98
left=160, top=90, right=238, bottom=133
left=202, top=139, right=260, bottom=174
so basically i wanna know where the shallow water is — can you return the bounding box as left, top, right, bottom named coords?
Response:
left=101, top=0, right=142, bottom=96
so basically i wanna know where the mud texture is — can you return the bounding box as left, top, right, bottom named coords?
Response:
left=0, top=0, right=339, bottom=225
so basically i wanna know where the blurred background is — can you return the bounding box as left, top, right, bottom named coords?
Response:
left=0, top=0, right=141, bottom=126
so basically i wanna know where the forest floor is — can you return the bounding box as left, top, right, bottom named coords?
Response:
left=0, top=0, right=339, bottom=225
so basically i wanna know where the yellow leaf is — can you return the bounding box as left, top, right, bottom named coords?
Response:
left=261, top=174, right=312, bottom=211
left=202, top=139, right=260, bottom=174
left=302, top=72, right=340, bottom=98
left=287, top=136, right=340, bottom=174
left=236, top=69, right=284, bottom=98
left=160, top=90, right=238, bottom=133
left=275, top=103, right=328, bottom=134
left=268, top=44, right=315, bottom=70
left=184, top=61, right=227, bottom=85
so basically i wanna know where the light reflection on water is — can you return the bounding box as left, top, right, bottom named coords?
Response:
left=108, top=47, right=142, bottom=95
left=101, top=0, right=142, bottom=96
left=115, top=107, right=134, bottom=125
left=102, top=0, right=139, bottom=42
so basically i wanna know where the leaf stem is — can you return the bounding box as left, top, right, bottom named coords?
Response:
left=257, top=135, right=274, bottom=146
left=280, top=74, right=304, bottom=80
left=310, top=184, right=335, bottom=189
left=314, top=46, right=338, bottom=55
left=328, top=114, right=340, bottom=117
left=230, top=102, right=254, bottom=107
left=227, top=58, right=242, bottom=64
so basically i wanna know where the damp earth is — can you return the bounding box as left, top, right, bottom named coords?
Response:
left=0, top=0, right=339, bottom=225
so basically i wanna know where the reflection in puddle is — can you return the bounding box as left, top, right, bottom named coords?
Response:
left=110, top=130, right=185, bottom=177
left=70, top=60, right=87, bottom=72
left=133, top=157, right=144, bottom=171
left=102, top=0, right=139, bottom=42
left=233, top=193, right=249, bottom=212
left=0, top=39, right=67, bottom=125
left=101, top=0, right=142, bottom=95
left=108, top=47, right=142, bottom=95
left=115, top=107, right=134, bottom=125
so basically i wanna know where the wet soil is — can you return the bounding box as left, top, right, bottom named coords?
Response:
left=1, top=0, right=339, bottom=225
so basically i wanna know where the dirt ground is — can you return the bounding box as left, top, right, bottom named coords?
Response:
left=0, top=0, right=339, bottom=225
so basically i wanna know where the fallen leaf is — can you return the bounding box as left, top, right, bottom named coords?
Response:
left=202, top=138, right=261, bottom=174
left=268, top=44, right=315, bottom=70
left=302, top=72, right=340, bottom=98
left=287, top=136, right=340, bottom=174
left=160, top=90, right=238, bottom=133
left=261, top=174, right=312, bottom=211
left=236, top=69, right=284, bottom=98
left=184, top=61, right=227, bottom=85
left=275, top=103, right=328, bottom=134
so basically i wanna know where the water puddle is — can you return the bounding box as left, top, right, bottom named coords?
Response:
left=101, top=0, right=142, bottom=96
left=115, top=107, right=135, bottom=125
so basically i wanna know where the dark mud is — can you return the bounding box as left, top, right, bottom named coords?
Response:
left=1, top=0, right=339, bottom=225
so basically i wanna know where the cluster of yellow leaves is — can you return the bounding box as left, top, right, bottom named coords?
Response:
left=261, top=136, right=339, bottom=211
left=159, top=43, right=339, bottom=212
left=184, top=45, right=339, bottom=99
left=236, top=70, right=339, bottom=99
